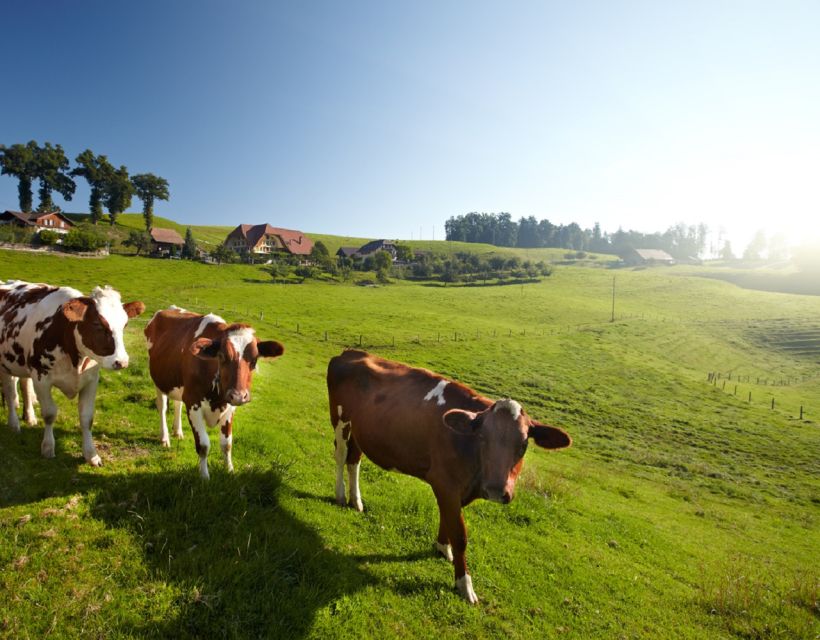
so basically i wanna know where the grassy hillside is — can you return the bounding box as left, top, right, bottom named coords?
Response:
left=0, top=250, right=817, bottom=639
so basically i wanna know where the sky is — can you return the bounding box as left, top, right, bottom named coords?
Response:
left=1, top=1, right=819, bottom=252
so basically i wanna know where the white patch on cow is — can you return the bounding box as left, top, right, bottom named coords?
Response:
left=424, top=379, right=449, bottom=406
left=145, top=337, right=153, bottom=351
left=193, top=313, right=226, bottom=338
left=456, top=574, right=479, bottom=604
left=90, top=286, right=131, bottom=368
left=220, top=430, right=234, bottom=472
left=167, top=386, right=184, bottom=402
left=168, top=304, right=186, bottom=312
left=188, top=406, right=212, bottom=479
left=436, top=541, right=454, bottom=562
left=227, top=327, right=255, bottom=356
left=347, top=461, right=363, bottom=511
left=493, top=398, right=522, bottom=420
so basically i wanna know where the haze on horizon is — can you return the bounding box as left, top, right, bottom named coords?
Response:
left=1, top=1, right=818, bottom=253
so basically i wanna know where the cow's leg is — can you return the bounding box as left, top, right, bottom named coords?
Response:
left=435, top=516, right=454, bottom=562
left=434, top=488, right=477, bottom=604
left=346, top=438, right=364, bottom=512
left=172, top=400, right=184, bottom=439
left=21, top=378, right=37, bottom=426
left=156, top=389, right=170, bottom=447
left=187, top=404, right=211, bottom=479
left=2, top=374, right=21, bottom=433
left=33, top=383, right=58, bottom=459
left=78, top=370, right=102, bottom=466
left=219, top=410, right=235, bottom=473
left=333, top=407, right=351, bottom=506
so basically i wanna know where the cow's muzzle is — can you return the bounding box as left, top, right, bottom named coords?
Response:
left=112, top=359, right=129, bottom=370
left=483, top=487, right=512, bottom=505
left=226, top=389, right=251, bottom=406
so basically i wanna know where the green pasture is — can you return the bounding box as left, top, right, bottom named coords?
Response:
left=0, top=250, right=817, bottom=639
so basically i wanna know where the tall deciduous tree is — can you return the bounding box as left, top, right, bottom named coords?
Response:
left=104, top=165, right=134, bottom=225
left=71, top=150, right=114, bottom=224
left=131, top=173, right=170, bottom=231
left=30, top=142, right=76, bottom=212
left=0, top=141, right=39, bottom=212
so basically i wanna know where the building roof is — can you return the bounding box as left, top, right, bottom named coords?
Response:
left=336, top=246, right=359, bottom=257
left=227, top=223, right=314, bottom=255
left=150, top=227, right=185, bottom=245
left=1, top=210, right=75, bottom=227
left=634, top=248, right=675, bottom=262
left=357, top=239, right=396, bottom=255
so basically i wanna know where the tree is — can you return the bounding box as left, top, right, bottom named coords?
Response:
left=0, top=141, right=38, bottom=212
left=104, top=165, right=134, bottom=225
left=33, top=142, right=75, bottom=212
left=182, top=227, right=197, bottom=259
left=131, top=173, right=170, bottom=231
left=122, top=229, right=152, bottom=255
left=720, top=240, right=735, bottom=261
left=211, top=243, right=236, bottom=265
left=743, top=230, right=767, bottom=261
left=373, top=250, right=393, bottom=272
left=62, top=224, right=107, bottom=252
left=71, top=150, right=114, bottom=224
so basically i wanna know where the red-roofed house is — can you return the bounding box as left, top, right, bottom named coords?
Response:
left=224, top=224, right=313, bottom=257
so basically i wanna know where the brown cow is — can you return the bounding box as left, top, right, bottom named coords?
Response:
left=144, top=307, right=284, bottom=478
left=327, top=349, right=571, bottom=603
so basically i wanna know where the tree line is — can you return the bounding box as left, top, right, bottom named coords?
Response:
left=0, top=140, right=169, bottom=231
left=445, top=212, right=717, bottom=259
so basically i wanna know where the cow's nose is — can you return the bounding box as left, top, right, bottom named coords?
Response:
left=483, top=486, right=510, bottom=504
left=113, top=359, right=128, bottom=370
left=227, top=389, right=251, bottom=406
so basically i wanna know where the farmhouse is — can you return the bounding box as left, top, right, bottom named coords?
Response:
left=150, top=227, right=184, bottom=257
left=0, top=210, right=75, bottom=235
left=356, top=239, right=397, bottom=259
left=336, top=246, right=359, bottom=259
left=622, top=248, right=676, bottom=266
left=225, top=223, right=313, bottom=256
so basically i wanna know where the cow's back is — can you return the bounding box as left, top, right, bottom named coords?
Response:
left=327, top=350, right=488, bottom=478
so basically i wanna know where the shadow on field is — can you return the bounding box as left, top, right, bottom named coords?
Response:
left=0, top=427, right=374, bottom=638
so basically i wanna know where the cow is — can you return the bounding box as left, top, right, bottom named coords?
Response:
left=144, top=307, right=284, bottom=479
left=327, top=349, right=572, bottom=604
left=0, top=280, right=145, bottom=465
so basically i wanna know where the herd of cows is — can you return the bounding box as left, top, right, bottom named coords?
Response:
left=0, top=279, right=572, bottom=603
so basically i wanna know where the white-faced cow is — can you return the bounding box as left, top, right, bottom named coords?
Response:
left=0, top=280, right=145, bottom=465
left=144, top=307, right=284, bottom=478
left=327, top=349, right=571, bottom=603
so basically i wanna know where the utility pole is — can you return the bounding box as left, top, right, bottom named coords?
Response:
left=610, top=275, right=616, bottom=322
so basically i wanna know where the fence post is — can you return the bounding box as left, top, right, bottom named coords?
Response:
left=771, top=398, right=775, bottom=410
left=722, top=381, right=726, bottom=390
left=296, top=323, right=300, bottom=334
left=324, top=331, right=328, bottom=341
left=800, top=405, right=804, bottom=420
left=734, top=385, right=737, bottom=395
left=748, top=391, right=751, bottom=403
left=358, top=334, right=362, bottom=347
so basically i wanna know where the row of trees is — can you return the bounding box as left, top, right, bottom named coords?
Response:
left=0, top=140, right=169, bottom=231
left=445, top=212, right=712, bottom=259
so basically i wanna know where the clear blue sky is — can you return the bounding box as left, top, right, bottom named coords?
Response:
left=2, top=1, right=818, bottom=249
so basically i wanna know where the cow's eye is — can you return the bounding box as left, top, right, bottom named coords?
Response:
left=250, top=360, right=257, bottom=370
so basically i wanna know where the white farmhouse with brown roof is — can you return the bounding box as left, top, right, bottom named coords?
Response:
left=224, top=223, right=313, bottom=256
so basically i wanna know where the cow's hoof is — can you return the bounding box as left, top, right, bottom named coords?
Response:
left=9, top=420, right=21, bottom=434
left=436, top=541, right=454, bottom=562
left=456, top=575, right=479, bottom=604
left=174, top=431, right=184, bottom=439
left=161, top=439, right=170, bottom=448
left=335, top=495, right=346, bottom=508
left=41, top=442, right=55, bottom=458
left=348, top=498, right=364, bottom=512
left=25, top=418, right=38, bottom=427
left=88, top=454, right=103, bottom=467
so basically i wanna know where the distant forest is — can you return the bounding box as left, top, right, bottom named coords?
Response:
left=445, top=212, right=712, bottom=259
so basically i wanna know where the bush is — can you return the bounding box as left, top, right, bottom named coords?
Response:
left=62, top=225, right=107, bottom=252
left=0, top=225, right=35, bottom=245
left=37, top=230, right=60, bottom=246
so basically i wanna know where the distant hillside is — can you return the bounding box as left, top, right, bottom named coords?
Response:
left=63, top=212, right=617, bottom=263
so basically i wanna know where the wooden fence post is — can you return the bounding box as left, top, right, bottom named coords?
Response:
left=771, top=398, right=775, bottom=410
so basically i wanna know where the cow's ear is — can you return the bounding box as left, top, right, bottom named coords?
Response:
left=528, top=422, right=572, bottom=449
left=62, top=298, right=90, bottom=323
left=191, top=337, right=221, bottom=359
left=123, top=301, right=146, bottom=318
left=443, top=409, right=480, bottom=435
left=257, top=340, right=284, bottom=359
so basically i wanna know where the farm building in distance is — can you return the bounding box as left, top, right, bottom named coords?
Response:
left=335, top=239, right=399, bottom=261
left=622, top=248, right=676, bottom=266
left=150, top=227, right=184, bottom=257
left=225, top=224, right=313, bottom=256
left=0, top=210, right=75, bottom=235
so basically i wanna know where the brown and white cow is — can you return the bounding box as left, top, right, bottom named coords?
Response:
left=0, top=280, right=145, bottom=465
left=144, top=307, right=284, bottom=478
left=327, top=349, right=571, bottom=603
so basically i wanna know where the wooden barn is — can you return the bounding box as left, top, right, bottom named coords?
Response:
left=0, top=210, right=75, bottom=235
left=150, top=227, right=185, bottom=257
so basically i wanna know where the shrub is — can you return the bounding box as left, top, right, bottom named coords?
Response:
left=37, top=230, right=60, bottom=246
left=62, top=225, right=107, bottom=252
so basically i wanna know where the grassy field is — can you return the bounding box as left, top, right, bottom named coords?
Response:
left=0, top=249, right=817, bottom=639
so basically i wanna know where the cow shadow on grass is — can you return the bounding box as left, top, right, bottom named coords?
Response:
left=0, top=427, right=374, bottom=638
